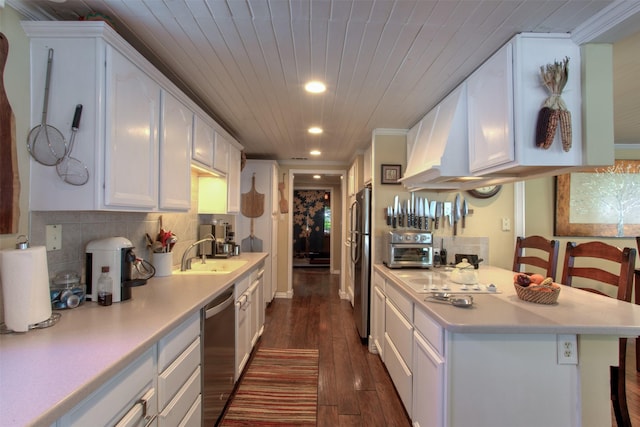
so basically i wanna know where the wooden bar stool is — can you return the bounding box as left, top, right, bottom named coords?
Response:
left=512, top=235, right=560, bottom=280
left=562, top=241, right=636, bottom=427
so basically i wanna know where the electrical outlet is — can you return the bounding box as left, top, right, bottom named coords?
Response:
left=46, top=224, right=62, bottom=251
left=557, top=334, right=578, bottom=364
left=501, top=217, right=511, bottom=231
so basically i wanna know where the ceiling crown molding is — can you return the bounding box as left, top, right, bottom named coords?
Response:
left=572, top=0, right=640, bottom=44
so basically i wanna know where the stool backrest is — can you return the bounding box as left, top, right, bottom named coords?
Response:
left=512, top=235, right=560, bottom=280
left=561, top=241, right=636, bottom=302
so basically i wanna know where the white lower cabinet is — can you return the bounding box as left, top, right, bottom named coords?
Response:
left=235, top=263, right=266, bottom=380
left=371, top=282, right=386, bottom=358
left=412, top=326, right=445, bottom=427
left=58, top=346, right=157, bottom=427
left=56, top=311, right=201, bottom=427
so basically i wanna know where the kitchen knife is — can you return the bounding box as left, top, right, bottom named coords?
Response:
left=410, top=193, right=415, bottom=228
left=435, top=201, right=443, bottom=229
left=386, top=206, right=392, bottom=227
left=416, top=197, right=422, bottom=229
left=423, top=197, right=429, bottom=230
left=444, top=202, right=452, bottom=228
left=461, top=197, right=468, bottom=228
left=430, top=200, right=437, bottom=229
left=393, top=195, right=399, bottom=229
left=453, top=193, right=461, bottom=235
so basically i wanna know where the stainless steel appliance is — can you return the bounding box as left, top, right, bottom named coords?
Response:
left=350, top=187, right=371, bottom=339
left=382, top=231, right=433, bottom=269
left=202, top=286, right=235, bottom=425
left=85, top=237, right=149, bottom=303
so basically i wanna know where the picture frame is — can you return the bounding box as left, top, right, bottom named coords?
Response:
left=381, top=164, right=402, bottom=185
left=555, top=160, right=640, bottom=237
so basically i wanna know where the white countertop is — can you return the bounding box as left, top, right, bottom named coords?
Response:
left=0, top=252, right=267, bottom=427
left=375, top=264, right=640, bottom=336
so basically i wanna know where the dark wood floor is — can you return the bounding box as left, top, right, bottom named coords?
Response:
left=259, top=268, right=411, bottom=426
left=253, top=267, right=640, bottom=427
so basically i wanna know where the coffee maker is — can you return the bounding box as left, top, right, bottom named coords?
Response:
left=85, top=237, right=148, bottom=303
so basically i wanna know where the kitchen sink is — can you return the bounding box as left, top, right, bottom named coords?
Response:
left=176, top=259, right=248, bottom=275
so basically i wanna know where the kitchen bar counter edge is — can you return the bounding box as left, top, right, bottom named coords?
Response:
left=0, top=252, right=267, bottom=427
left=374, top=264, right=640, bottom=336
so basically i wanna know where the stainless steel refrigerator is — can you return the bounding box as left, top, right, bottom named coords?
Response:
left=350, top=187, right=371, bottom=339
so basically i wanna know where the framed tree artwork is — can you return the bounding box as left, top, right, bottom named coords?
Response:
left=555, top=160, right=640, bottom=237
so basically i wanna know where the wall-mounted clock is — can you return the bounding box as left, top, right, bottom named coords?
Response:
left=467, top=185, right=502, bottom=199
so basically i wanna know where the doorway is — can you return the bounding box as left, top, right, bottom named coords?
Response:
left=292, top=188, right=332, bottom=268
left=286, top=169, right=348, bottom=299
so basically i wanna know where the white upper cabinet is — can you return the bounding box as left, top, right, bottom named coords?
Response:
left=192, top=113, right=215, bottom=169
left=468, top=33, right=583, bottom=176
left=23, top=22, right=241, bottom=211
left=214, top=133, right=230, bottom=174
left=104, top=46, right=160, bottom=209
left=159, top=91, right=192, bottom=210
left=227, top=145, right=241, bottom=213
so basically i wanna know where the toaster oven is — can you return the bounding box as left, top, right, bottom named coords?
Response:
left=382, top=231, right=433, bottom=269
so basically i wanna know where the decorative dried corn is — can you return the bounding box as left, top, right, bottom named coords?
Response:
left=535, top=57, right=571, bottom=151
left=559, top=110, right=572, bottom=152
left=536, top=107, right=559, bottom=149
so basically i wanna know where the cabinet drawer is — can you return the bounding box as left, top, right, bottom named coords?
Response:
left=178, top=396, right=202, bottom=427
left=61, top=347, right=155, bottom=426
left=158, top=311, right=200, bottom=372
left=386, top=281, right=413, bottom=322
left=158, top=366, right=201, bottom=427
left=158, top=337, right=201, bottom=410
left=114, top=388, right=157, bottom=427
left=385, top=299, right=413, bottom=367
left=384, top=333, right=412, bottom=416
left=414, top=305, right=445, bottom=356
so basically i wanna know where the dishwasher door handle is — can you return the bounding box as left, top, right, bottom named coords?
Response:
left=205, top=293, right=234, bottom=319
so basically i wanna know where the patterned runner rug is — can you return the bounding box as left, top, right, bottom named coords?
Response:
left=219, top=347, right=319, bottom=426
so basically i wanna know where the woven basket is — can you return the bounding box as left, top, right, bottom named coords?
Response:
left=514, top=283, right=560, bottom=304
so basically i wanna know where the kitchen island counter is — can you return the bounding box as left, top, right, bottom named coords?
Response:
left=374, top=263, right=640, bottom=427
left=375, top=264, right=640, bottom=336
left=0, top=252, right=267, bottom=427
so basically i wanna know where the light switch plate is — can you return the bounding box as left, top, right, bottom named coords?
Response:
left=46, top=224, right=62, bottom=251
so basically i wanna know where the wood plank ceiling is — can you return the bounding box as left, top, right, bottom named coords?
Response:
left=10, top=0, right=638, bottom=165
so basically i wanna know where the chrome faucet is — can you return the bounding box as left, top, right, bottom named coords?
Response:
left=180, top=234, right=215, bottom=271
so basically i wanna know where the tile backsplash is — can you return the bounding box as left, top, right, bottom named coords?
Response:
left=30, top=210, right=200, bottom=280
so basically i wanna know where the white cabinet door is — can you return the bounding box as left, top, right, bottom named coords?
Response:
left=227, top=145, right=241, bottom=213
left=249, top=279, right=261, bottom=347
left=214, top=134, right=230, bottom=174
left=467, top=42, right=514, bottom=173
left=192, top=114, right=215, bottom=168
left=235, top=275, right=252, bottom=379
left=159, top=91, right=192, bottom=210
left=372, top=284, right=386, bottom=359
left=104, top=46, right=160, bottom=208
left=412, top=331, right=445, bottom=427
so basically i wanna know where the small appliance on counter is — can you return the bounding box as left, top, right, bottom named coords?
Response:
left=0, top=236, right=58, bottom=333
left=199, top=222, right=236, bottom=258
left=85, top=237, right=150, bottom=303
left=382, top=230, right=433, bottom=269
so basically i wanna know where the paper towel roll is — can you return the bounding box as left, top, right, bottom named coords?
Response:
left=0, top=245, right=52, bottom=332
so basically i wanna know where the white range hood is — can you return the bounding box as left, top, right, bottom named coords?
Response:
left=400, top=83, right=481, bottom=190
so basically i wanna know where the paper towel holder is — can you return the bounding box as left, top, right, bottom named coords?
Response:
left=0, top=235, right=61, bottom=334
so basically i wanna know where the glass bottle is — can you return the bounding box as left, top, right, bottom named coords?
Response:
left=97, top=266, right=113, bottom=306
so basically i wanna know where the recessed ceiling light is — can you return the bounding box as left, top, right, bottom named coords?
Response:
left=310, top=150, right=321, bottom=156
left=305, top=81, right=326, bottom=93
left=308, top=127, right=323, bottom=134
left=313, top=175, right=321, bottom=179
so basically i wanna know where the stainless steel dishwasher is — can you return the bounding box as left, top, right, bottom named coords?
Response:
left=201, top=286, right=235, bottom=425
